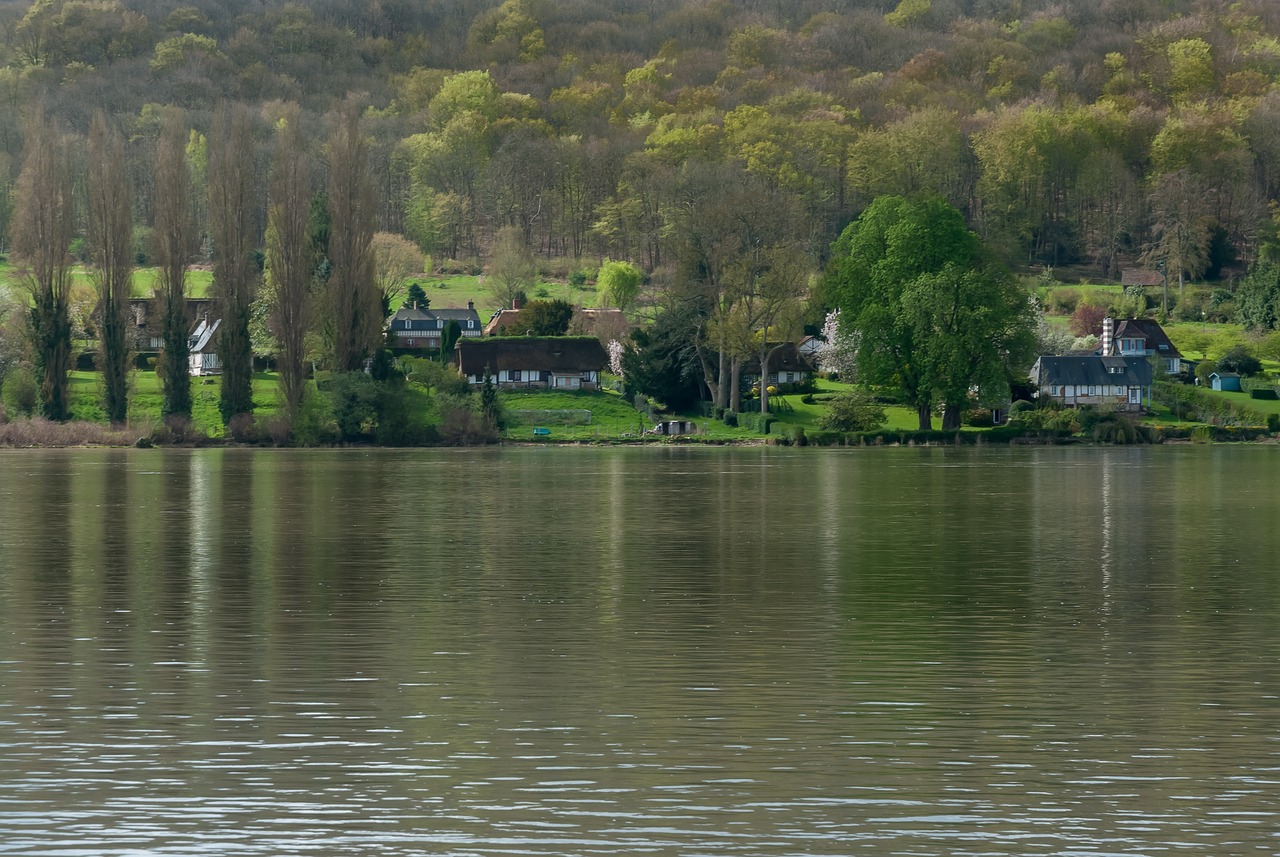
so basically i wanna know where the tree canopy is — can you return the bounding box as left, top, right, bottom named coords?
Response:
left=824, top=195, right=1035, bottom=430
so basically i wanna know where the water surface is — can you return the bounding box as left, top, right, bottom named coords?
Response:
left=1, top=446, right=1278, bottom=855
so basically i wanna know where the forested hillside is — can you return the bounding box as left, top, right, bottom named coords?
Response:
left=0, top=0, right=1275, bottom=282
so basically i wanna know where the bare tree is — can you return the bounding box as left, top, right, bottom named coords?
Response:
left=153, top=110, right=192, bottom=419
left=267, top=116, right=313, bottom=419
left=209, top=102, right=258, bottom=424
left=371, top=231, right=423, bottom=310
left=13, top=108, right=74, bottom=421
left=326, top=109, right=379, bottom=372
left=86, top=110, right=134, bottom=426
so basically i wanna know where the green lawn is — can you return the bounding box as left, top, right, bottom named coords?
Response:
left=61, top=369, right=283, bottom=436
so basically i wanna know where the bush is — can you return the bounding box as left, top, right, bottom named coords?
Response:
left=1009, top=399, right=1036, bottom=414
left=735, top=411, right=776, bottom=433
left=818, top=389, right=887, bottom=432
left=291, top=388, right=337, bottom=446
left=1046, top=287, right=1080, bottom=314
left=1250, top=387, right=1279, bottom=400
left=722, top=411, right=737, bottom=427
left=5, top=366, right=37, bottom=416
left=328, top=372, right=382, bottom=441
left=227, top=412, right=259, bottom=443
left=963, top=408, right=994, bottom=427
left=1216, top=345, right=1262, bottom=377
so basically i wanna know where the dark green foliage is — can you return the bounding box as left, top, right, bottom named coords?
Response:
left=519, top=299, right=574, bottom=336
left=479, top=371, right=501, bottom=430
left=327, top=371, right=380, bottom=441
left=620, top=308, right=704, bottom=411
left=1216, top=345, right=1261, bottom=377
left=734, top=411, right=775, bottom=434
left=406, top=282, right=428, bottom=308
left=157, top=295, right=190, bottom=419
left=1250, top=388, right=1279, bottom=400
left=1236, top=263, right=1280, bottom=330
left=818, top=388, right=887, bottom=432
left=30, top=290, right=72, bottom=421
left=218, top=303, right=254, bottom=423
left=440, top=319, right=462, bottom=358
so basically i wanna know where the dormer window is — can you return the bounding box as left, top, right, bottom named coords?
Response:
left=405, top=320, right=412, bottom=330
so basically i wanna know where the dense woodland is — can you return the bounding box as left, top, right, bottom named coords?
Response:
left=6, top=0, right=1280, bottom=435
left=0, top=0, right=1276, bottom=276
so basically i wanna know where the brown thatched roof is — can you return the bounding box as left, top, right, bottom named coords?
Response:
left=457, top=337, right=608, bottom=375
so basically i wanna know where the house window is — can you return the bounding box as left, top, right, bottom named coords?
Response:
left=437, top=319, right=443, bottom=329
left=1050, top=385, right=1060, bottom=396
left=511, top=369, right=522, bottom=382
left=404, top=320, right=412, bottom=330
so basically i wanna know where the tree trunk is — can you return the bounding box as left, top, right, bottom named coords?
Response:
left=917, top=399, right=932, bottom=432
left=941, top=403, right=963, bottom=430
left=730, top=358, right=741, bottom=413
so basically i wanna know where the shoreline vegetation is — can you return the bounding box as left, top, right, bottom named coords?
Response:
left=1, top=373, right=1276, bottom=449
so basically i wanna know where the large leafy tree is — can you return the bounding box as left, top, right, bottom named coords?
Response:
left=824, top=195, right=1033, bottom=431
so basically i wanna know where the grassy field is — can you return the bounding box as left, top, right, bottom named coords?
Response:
left=0, top=261, right=216, bottom=299
left=59, top=369, right=283, bottom=436
left=400, top=275, right=596, bottom=323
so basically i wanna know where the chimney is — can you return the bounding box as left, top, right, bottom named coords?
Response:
left=467, top=300, right=474, bottom=310
left=1101, top=317, right=1114, bottom=356
left=412, top=301, right=418, bottom=310
left=513, top=296, right=525, bottom=310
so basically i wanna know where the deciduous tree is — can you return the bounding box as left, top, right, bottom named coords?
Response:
left=86, top=110, right=134, bottom=425
left=267, top=115, right=314, bottom=420
left=14, top=109, right=74, bottom=421
left=154, top=110, right=193, bottom=419
left=208, top=102, right=258, bottom=424
left=327, top=108, right=380, bottom=372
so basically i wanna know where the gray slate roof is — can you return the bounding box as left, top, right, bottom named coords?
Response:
left=1032, top=355, right=1153, bottom=387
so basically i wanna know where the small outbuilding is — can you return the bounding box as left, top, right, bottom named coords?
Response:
left=1210, top=372, right=1242, bottom=392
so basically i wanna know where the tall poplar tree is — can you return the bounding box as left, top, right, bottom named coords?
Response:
left=208, top=102, right=258, bottom=424
left=267, top=116, right=313, bottom=419
left=86, top=111, right=134, bottom=425
left=154, top=111, right=192, bottom=419
left=13, top=108, right=74, bottom=421
left=326, top=109, right=379, bottom=372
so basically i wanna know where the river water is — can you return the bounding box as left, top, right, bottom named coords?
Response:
left=1, top=446, right=1278, bottom=856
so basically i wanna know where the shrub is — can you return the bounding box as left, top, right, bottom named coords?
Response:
left=5, top=366, right=37, bottom=416
left=328, top=372, right=382, bottom=441
left=1046, top=287, right=1080, bottom=314
left=227, top=412, right=259, bottom=443
left=735, top=411, right=776, bottom=433
left=963, top=408, right=994, bottom=427
left=722, top=411, right=738, bottom=428
left=291, top=388, right=337, bottom=446
left=1216, top=345, right=1262, bottom=377
left=818, top=389, right=887, bottom=432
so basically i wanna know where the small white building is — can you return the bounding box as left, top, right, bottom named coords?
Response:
left=188, top=317, right=221, bottom=377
